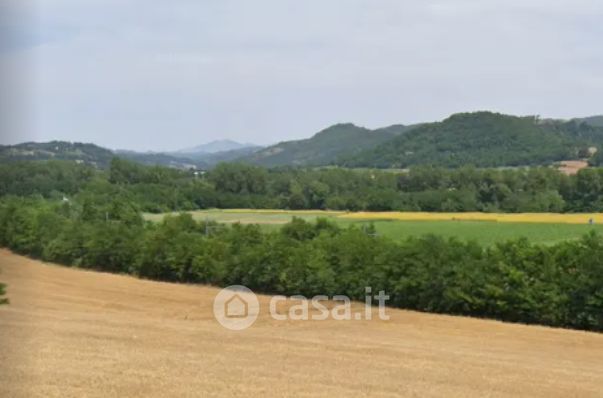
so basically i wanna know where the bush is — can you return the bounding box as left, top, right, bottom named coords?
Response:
left=0, top=282, right=8, bottom=305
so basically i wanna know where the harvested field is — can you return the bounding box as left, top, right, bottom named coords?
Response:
left=1, top=250, right=603, bottom=397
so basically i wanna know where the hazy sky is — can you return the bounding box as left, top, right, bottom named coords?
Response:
left=1, top=0, right=602, bottom=151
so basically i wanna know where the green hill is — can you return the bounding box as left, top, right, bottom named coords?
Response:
left=341, top=112, right=603, bottom=168
left=241, top=123, right=412, bottom=167
left=114, top=150, right=205, bottom=169
left=4, top=112, right=602, bottom=170
left=0, top=141, right=258, bottom=170
left=0, top=141, right=115, bottom=168
left=0, top=141, right=206, bottom=170
left=574, top=115, right=603, bottom=128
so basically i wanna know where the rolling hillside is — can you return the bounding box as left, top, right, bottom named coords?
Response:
left=0, top=141, right=260, bottom=170
left=240, top=123, right=413, bottom=167
left=0, top=141, right=116, bottom=168
left=342, top=112, right=603, bottom=168
left=175, top=139, right=257, bottom=154
left=3, top=112, right=603, bottom=170
left=172, top=146, right=261, bottom=165
left=575, top=115, right=603, bottom=128
left=113, top=150, right=205, bottom=169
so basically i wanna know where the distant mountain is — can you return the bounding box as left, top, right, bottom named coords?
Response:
left=0, top=141, right=115, bottom=168
left=239, top=123, right=414, bottom=167
left=574, top=115, right=603, bottom=128
left=195, top=146, right=261, bottom=164
left=4, top=111, right=602, bottom=170
left=115, top=150, right=207, bottom=169
left=176, top=139, right=256, bottom=154
left=0, top=140, right=260, bottom=170
left=341, top=112, right=603, bottom=168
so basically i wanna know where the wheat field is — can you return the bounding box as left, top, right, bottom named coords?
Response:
left=1, top=249, right=602, bottom=397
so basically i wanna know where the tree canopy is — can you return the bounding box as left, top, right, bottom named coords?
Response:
left=342, top=112, right=603, bottom=168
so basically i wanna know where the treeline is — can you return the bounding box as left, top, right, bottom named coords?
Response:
left=0, top=160, right=97, bottom=199
left=4, top=158, right=603, bottom=213
left=1, top=196, right=602, bottom=331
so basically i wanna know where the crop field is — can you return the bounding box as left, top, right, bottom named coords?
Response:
left=144, top=210, right=603, bottom=246
left=1, top=249, right=603, bottom=397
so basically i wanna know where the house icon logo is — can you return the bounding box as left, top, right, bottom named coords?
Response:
left=225, top=294, right=248, bottom=318
left=213, top=285, right=259, bottom=330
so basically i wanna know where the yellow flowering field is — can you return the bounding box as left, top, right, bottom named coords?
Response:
left=339, top=211, right=603, bottom=224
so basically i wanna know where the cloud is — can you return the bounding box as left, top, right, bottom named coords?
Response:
left=1, top=0, right=602, bottom=150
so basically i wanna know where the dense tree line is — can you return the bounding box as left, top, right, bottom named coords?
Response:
left=3, top=158, right=603, bottom=213
left=0, top=196, right=602, bottom=331
left=0, top=160, right=97, bottom=199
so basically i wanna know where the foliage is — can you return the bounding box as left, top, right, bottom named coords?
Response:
left=3, top=113, right=603, bottom=170
left=5, top=158, right=603, bottom=213
left=0, top=141, right=590, bottom=216
left=0, top=141, right=115, bottom=168
left=343, top=112, right=603, bottom=168
left=0, top=160, right=97, bottom=198
left=242, top=123, right=411, bottom=167
left=589, top=149, right=603, bottom=166
left=1, top=196, right=603, bottom=332
left=574, top=115, right=603, bottom=128
left=0, top=282, right=7, bottom=305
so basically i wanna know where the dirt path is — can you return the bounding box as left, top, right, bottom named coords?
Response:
left=1, top=249, right=602, bottom=397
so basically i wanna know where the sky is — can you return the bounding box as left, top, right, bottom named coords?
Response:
left=1, top=0, right=602, bottom=151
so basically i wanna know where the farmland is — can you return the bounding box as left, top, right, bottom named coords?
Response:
left=144, top=209, right=603, bottom=246
left=1, top=249, right=603, bottom=398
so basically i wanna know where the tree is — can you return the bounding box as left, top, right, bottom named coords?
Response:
left=209, top=163, right=267, bottom=194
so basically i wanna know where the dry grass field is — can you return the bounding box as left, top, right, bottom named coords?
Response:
left=1, top=249, right=603, bottom=397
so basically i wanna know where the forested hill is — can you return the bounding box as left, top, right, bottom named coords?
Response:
left=0, top=141, right=116, bottom=168
left=4, top=112, right=603, bottom=170
left=575, top=115, right=603, bottom=128
left=240, top=123, right=414, bottom=167
left=341, top=112, right=603, bottom=168
left=0, top=141, right=205, bottom=169
left=0, top=141, right=254, bottom=170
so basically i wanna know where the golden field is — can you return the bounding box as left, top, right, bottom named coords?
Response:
left=1, top=250, right=603, bottom=397
left=147, top=209, right=603, bottom=225
left=339, top=211, right=603, bottom=224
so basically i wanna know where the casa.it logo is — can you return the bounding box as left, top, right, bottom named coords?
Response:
left=213, top=285, right=260, bottom=331
left=213, top=285, right=391, bottom=330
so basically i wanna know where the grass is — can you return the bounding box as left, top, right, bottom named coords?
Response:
left=144, top=209, right=603, bottom=245
left=367, top=220, right=603, bottom=246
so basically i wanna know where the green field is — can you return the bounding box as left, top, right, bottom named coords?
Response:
left=144, top=210, right=603, bottom=246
